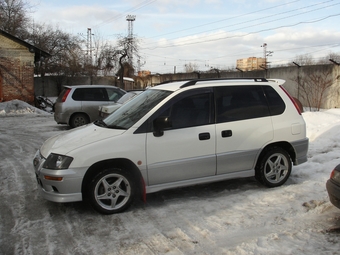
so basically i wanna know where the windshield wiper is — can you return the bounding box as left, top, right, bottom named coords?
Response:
left=107, top=125, right=127, bottom=130
left=94, top=119, right=108, bottom=127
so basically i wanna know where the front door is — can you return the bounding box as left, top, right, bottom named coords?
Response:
left=146, top=88, right=216, bottom=185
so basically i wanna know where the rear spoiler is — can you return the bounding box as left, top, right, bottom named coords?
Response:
left=267, top=79, right=286, bottom=85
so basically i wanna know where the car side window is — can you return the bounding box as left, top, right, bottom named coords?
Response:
left=155, top=89, right=212, bottom=130
left=72, top=88, right=109, bottom=101
left=262, top=85, right=286, bottom=115
left=72, top=88, right=84, bottom=101
left=215, top=86, right=270, bottom=123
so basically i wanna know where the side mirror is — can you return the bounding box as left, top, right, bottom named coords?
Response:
left=153, top=117, right=171, bottom=137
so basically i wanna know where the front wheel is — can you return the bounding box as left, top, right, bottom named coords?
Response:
left=255, top=147, right=292, bottom=188
left=87, top=168, right=135, bottom=214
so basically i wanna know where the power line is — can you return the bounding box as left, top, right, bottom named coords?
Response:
left=146, top=0, right=302, bottom=39
left=166, top=0, right=337, bottom=43
left=92, top=0, right=157, bottom=29
left=141, top=12, right=340, bottom=50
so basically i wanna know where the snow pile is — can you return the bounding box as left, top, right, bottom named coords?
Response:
left=0, top=99, right=51, bottom=115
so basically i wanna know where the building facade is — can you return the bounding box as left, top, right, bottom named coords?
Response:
left=0, top=29, right=49, bottom=104
left=236, top=57, right=266, bottom=71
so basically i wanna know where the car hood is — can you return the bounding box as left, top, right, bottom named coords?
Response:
left=40, top=123, right=125, bottom=157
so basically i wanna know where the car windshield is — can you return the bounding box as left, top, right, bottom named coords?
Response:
left=117, top=92, right=139, bottom=104
left=102, top=89, right=172, bottom=130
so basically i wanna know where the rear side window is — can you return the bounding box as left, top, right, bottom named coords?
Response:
left=72, top=88, right=109, bottom=101
left=215, top=86, right=270, bottom=123
left=262, top=85, right=286, bottom=115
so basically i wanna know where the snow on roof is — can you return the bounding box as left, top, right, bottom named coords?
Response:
left=116, top=77, right=135, bottom=82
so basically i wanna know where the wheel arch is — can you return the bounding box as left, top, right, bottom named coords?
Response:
left=257, top=141, right=296, bottom=167
left=81, top=158, right=145, bottom=201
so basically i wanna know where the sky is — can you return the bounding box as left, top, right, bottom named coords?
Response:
left=27, top=0, right=340, bottom=74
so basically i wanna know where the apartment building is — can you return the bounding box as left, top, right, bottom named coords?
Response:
left=236, top=57, right=266, bottom=71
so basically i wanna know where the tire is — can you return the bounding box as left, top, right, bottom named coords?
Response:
left=87, top=168, right=135, bottom=214
left=255, top=147, right=292, bottom=188
left=70, top=113, right=89, bottom=128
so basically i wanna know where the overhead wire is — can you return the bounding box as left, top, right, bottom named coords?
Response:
left=146, top=0, right=303, bottom=39
left=92, top=0, right=157, bottom=29
left=139, top=12, right=340, bottom=66
left=141, top=2, right=340, bottom=50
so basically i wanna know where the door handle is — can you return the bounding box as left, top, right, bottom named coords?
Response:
left=199, top=132, right=210, bottom=140
left=221, top=130, right=232, bottom=138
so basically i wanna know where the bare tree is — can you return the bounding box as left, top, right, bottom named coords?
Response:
left=96, top=43, right=118, bottom=76
left=293, top=67, right=334, bottom=111
left=32, top=25, right=83, bottom=76
left=184, top=62, right=199, bottom=73
left=26, top=23, right=84, bottom=93
left=289, top=53, right=315, bottom=66
left=114, top=35, right=140, bottom=88
left=317, top=52, right=340, bottom=64
left=0, top=0, right=31, bottom=38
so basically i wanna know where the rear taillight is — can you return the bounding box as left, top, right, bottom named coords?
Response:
left=330, top=169, right=340, bottom=183
left=330, top=169, right=336, bottom=179
left=279, top=85, right=302, bottom=115
left=61, top=88, right=71, bottom=102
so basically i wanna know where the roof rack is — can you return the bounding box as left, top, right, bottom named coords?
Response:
left=180, top=77, right=268, bottom=88
left=158, top=79, right=191, bottom=85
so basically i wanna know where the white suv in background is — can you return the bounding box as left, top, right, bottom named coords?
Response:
left=34, top=78, right=309, bottom=214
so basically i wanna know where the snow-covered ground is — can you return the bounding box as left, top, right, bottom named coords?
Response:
left=0, top=100, right=339, bottom=255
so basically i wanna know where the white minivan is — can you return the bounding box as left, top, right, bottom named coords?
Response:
left=33, top=78, right=309, bottom=214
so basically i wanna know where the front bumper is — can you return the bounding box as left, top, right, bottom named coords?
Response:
left=326, top=179, right=340, bottom=209
left=33, top=150, right=86, bottom=203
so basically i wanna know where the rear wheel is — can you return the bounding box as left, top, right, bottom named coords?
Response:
left=70, top=113, right=89, bottom=128
left=87, top=168, right=135, bottom=214
left=255, top=147, right=292, bottom=187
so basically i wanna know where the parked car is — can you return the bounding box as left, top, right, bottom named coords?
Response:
left=54, top=85, right=126, bottom=128
left=98, top=90, right=143, bottom=119
left=33, top=78, right=309, bottom=214
left=326, top=164, right=340, bottom=209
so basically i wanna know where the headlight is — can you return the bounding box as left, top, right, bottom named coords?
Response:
left=43, top=153, right=73, bottom=170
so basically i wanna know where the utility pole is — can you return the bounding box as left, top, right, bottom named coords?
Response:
left=261, top=43, right=273, bottom=69
left=126, top=15, right=136, bottom=72
left=87, top=28, right=94, bottom=84
left=87, top=28, right=93, bottom=66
